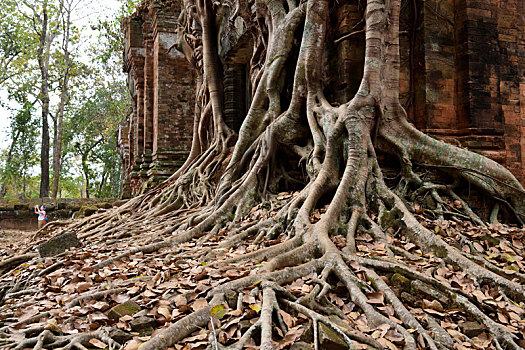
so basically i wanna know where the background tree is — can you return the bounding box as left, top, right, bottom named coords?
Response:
left=23, top=0, right=65, bottom=198
left=51, top=0, right=81, bottom=198
left=0, top=1, right=33, bottom=85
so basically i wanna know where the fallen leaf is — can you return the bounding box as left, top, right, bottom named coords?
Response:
left=279, top=310, right=294, bottom=328
left=276, top=325, right=304, bottom=349
left=89, top=338, right=107, bottom=349
left=366, top=292, right=385, bottom=305
left=143, top=290, right=157, bottom=298
left=377, top=337, right=398, bottom=350
left=113, top=294, right=131, bottom=303
left=44, top=319, right=61, bottom=333
left=210, top=304, right=227, bottom=319
left=91, top=301, right=110, bottom=311
left=191, top=298, right=208, bottom=311
left=422, top=299, right=444, bottom=312
left=88, top=313, right=108, bottom=322
left=123, top=339, right=142, bottom=350
left=158, top=307, right=171, bottom=319
left=473, top=242, right=484, bottom=253
left=174, top=295, right=187, bottom=306
left=76, top=282, right=92, bottom=293
left=472, top=290, right=486, bottom=302
left=249, top=304, right=261, bottom=312
left=242, top=295, right=256, bottom=304
left=497, top=312, right=508, bottom=324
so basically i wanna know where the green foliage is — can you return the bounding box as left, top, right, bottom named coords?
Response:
left=0, top=0, right=36, bottom=84
left=0, top=0, right=137, bottom=198
left=90, top=0, right=142, bottom=67
left=67, top=77, right=130, bottom=198
left=0, top=100, right=40, bottom=198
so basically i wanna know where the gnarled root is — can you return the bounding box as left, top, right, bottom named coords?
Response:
left=2, top=0, right=525, bottom=349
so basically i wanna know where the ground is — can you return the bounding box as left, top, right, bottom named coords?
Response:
left=0, top=196, right=523, bottom=350
left=0, top=229, right=36, bottom=258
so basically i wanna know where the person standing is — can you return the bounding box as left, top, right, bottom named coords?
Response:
left=34, top=205, right=47, bottom=229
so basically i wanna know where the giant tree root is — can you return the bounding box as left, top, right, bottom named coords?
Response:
left=1, top=0, right=525, bottom=349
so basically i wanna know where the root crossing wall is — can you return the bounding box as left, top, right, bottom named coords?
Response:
left=118, top=0, right=525, bottom=197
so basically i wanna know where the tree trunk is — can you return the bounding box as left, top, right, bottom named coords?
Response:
left=37, top=3, right=52, bottom=198
left=79, top=138, right=103, bottom=199
left=85, top=178, right=90, bottom=199
left=22, top=163, right=27, bottom=199
left=51, top=1, right=72, bottom=199
left=137, top=1, right=525, bottom=348
left=98, top=171, right=108, bottom=195
left=52, top=112, right=57, bottom=178
left=39, top=65, right=50, bottom=198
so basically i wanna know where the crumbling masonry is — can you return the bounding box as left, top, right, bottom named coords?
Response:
left=119, top=0, right=525, bottom=198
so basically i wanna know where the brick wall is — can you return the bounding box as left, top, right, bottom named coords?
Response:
left=332, top=0, right=525, bottom=184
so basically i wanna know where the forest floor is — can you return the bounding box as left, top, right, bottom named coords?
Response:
left=0, top=195, right=524, bottom=350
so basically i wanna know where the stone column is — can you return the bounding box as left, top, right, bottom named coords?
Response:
left=123, top=15, right=146, bottom=196
left=418, top=0, right=460, bottom=132
left=412, top=0, right=524, bottom=184
left=126, top=103, right=136, bottom=195
left=143, top=28, right=154, bottom=158
left=130, top=58, right=145, bottom=195
left=126, top=72, right=137, bottom=169
left=496, top=0, right=525, bottom=184
left=223, top=63, right=247, bottom=133
left=416, top=0, right=508, bottom=168
left=118, top=121, right=132, bottom=199
left=147, top=7, right=195, bottom=184
left=138, top=19, right=155, bottom=192
left=119, top=65, right=136, bottom=198
left=332, top=2, right=365, bottom=105
left=453, top=0, right=523, bottom=182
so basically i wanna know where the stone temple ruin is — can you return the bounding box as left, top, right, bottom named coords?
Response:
left=118, top=0, right=525, bottom=198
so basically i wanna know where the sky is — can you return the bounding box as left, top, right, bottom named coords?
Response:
left=0, top=0, right=124, bottom=149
